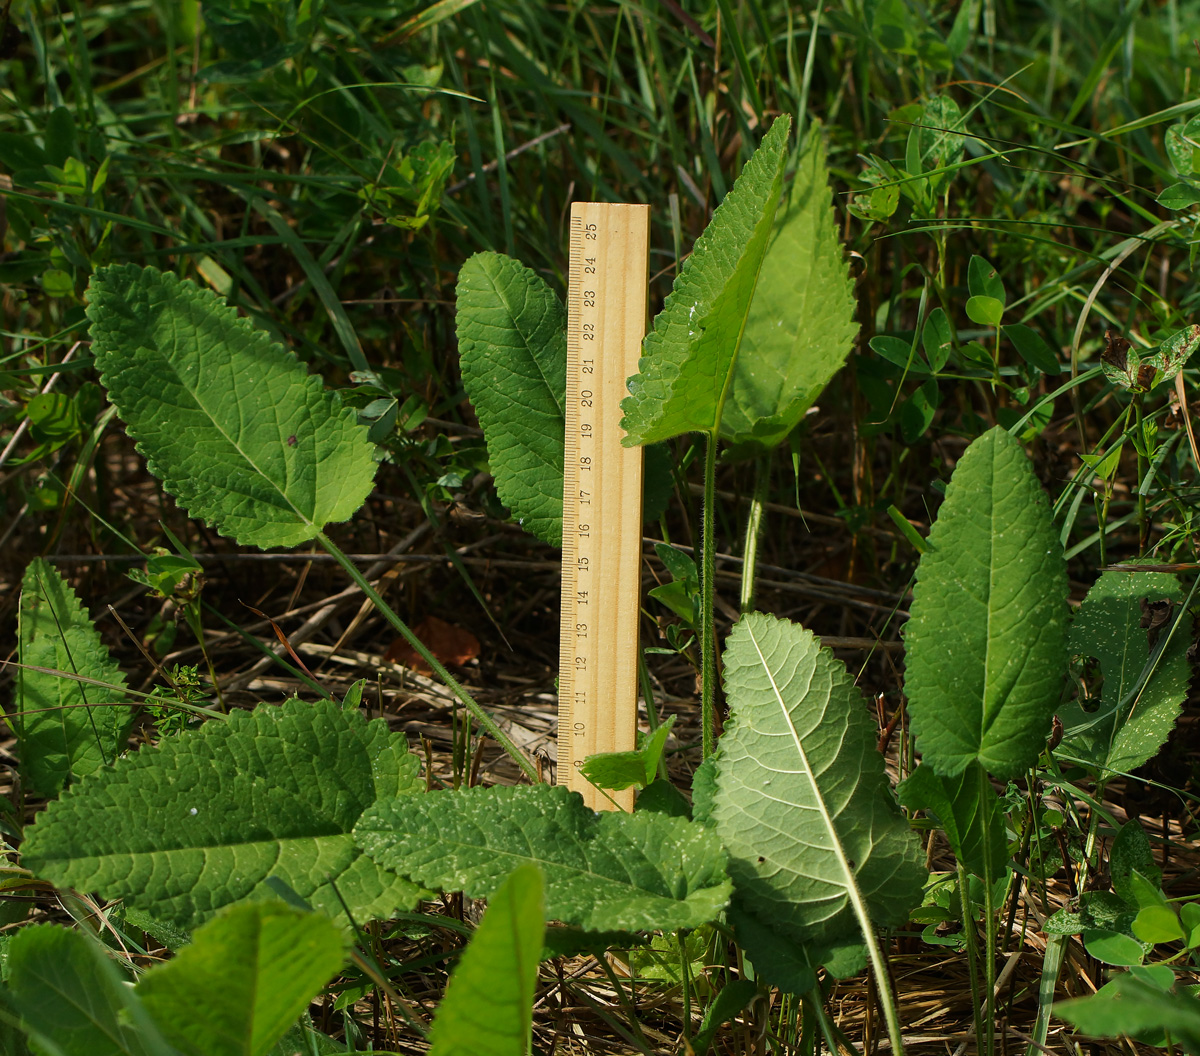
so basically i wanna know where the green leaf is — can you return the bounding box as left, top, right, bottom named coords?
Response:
left=1005, top=324, right=1061, bottom=375
left=1111, top=820, right=1162, bottom=899
left=621, top=116, right=791, bottom=445
left=712, top=613, right=925, bottom=983
left=137, top=902, right=346, bottom=1056
left=354, top=784, right=731, bottom=932
left=22, top=699, right=425, bottom=929
left=1167, top=118, right=1200, bottom=176
left=579, top=715, right=676, bottom=793
left=1058, top=572, right=1190, bottom=776
left=967, top=255, right=1005, bottom=304
left=1057, top=972, right=1200, bottom=1052
left=720, top=126, right=858, bottom=451
left=1083, top=929, right=1147, bottom=967
left=15, top=558, right=133, bottom=798
left=897, top=763, right=1006, bottom=882
left=1133, top=905, right=1184, bottom=945
left=965, top=295, right=1003, bottom=327
left=456, top=252, right=566, bottom=546
left=692, top=979, right=759, bottom=1056
left=7, top=924, right=175, bottom=1056
left=428, top=865, right=544, bottom=1056
left=916, top=95, right=966, bottom=197
left=904, top=426, right=1069, bottom=778
left=1157, top=181, right=1200, bottom=211
left=922, top=308, right=954, bottom=372
left=85, top=264, right=377, bottom=548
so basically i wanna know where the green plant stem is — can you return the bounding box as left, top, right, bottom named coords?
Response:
left=982, top=862, right=998, bottom=1056
left=315, top=531, right=539, bottom=784
left=739, top=452, right=769, bottom=614
left=957, top=860, right=985, bottom=1055
left=1134, top=394, right=1148, bottom=552
left=701, top=431, right=719, bottom=757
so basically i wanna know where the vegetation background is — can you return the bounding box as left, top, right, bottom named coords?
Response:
left=3, top=0, right=1200, bottom=1052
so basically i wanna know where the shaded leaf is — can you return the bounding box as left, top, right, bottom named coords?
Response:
left=22, top=699, right=425, bottom=929
left=897, top=762, right=1006, bottom=882
left=579, top=716, right=676, bottom=793
left=85, top=264, right=376, bottom=549
left=137, top=902, right=346, bottom=1056
left=456, top=252, right=566, bottom=546
left=428, top=865, right=544, bottom=1056
left=712, top=613, right=925, bottom=983
left=1056, top=972, right=1200, bottom=1054
left=721, top=127, right=858, bottom=451
left=904, top=426, right=1069, bottom=778
left=15, top=558, right=133, bottom=798
left=621, top=116, right=791, bottom=445
left=1059, top=572, right=1189, bottom=776
left=355, top=784, right=731, bottom=932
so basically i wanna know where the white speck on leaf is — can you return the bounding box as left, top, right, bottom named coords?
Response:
left=189, top=807, right=198, bottom=815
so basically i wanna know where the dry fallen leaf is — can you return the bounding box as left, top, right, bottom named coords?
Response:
left=384, top=615, right=481, bottom=674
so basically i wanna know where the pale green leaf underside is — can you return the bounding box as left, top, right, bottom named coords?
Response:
left=86, top=264, right=377, bottom=549
left=16, top=558, right=133, bottom=799
left=457, top=252, right=566, bottom=546
left=1059, top=571, right=1189, bottom=777
left=428, top=865, right=544, bottom=1056
left=621, top=115, right=791, bottom=444
left=22, top=699, right=425, bottom=929
left=355, top=784, right=731, bottom=932
left=137, top=902, right=347, bottom=1056
left=713, top=613, right=924, bottom=971
left=904, top=426, right=1069, bottom=779
left=722, top=127, right=859, bottom=451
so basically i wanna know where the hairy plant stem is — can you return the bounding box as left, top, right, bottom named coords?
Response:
left=316, top=531, right=539, bottom=784
left=739, top=452, right=770, bottom=614
left=701, top=431, right=719, bottom=757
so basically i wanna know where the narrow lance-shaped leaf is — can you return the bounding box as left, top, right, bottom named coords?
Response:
left=22, top=699, right=426, bottom=929
left=621, top=115, right=791, bottom=445
left=457, top=252, right=566, bottom=546
left=721, top=125, right=859, bottom=452
left=428, top=864, right=545, bottom=1056
left=1058, top=571, right=1190, bottom=778
left=137, top=902, right=347, bottom=1056
left=85, top=264, right=377, bottom=549
left=712, top=613, right=925, bottom=991
left=355, top=783, right=731, bottom=932
left=904, top=426, right=1069, bottom=778
left=15, top=558, right=133, bottom=799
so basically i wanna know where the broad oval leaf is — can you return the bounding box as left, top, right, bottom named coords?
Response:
left=621, top=115, right=791, bottom=445
left=457, top=252, right=566, bottom=546
left=712, top=612, right=925, bottom=982
left=16, top=558, right=133, bottom=798
left=354, top=783, right=731, bottom=932
left=721, top=127, right=859, bottom=453
left=1058, top=571, right=1190, bottom=778
left=428, top=865, right=544, bottom=1056
left=22, top=699, right=425, bottom=928
left=85, top=264, right=377, bottom=548
left=904, top=426, right=1069, bottom=778
left=137, top=902, right=347, bottom=1056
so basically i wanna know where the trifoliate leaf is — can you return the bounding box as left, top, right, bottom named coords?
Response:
left=1059, top=572, right=1190, bottom=778
left=355, top=784, right=731, bottom=932
left=721, top=126, right=858, bottom=452
left=904, top=426, right=1068, bottom=778
left=85, top=264, right=377, bottom=548
left=16, top=558, right=133, bottom=798
left=137, top=902, right=347, bottom=1056
left=713, top=613, right=925, bottom=984
left=22, top=699, right=425, bottom=929
left=427, top=865, right=544, bottom=1056
left=457, top=252, right=566, bottom=546
left=621, top=116, right=791, bottom=444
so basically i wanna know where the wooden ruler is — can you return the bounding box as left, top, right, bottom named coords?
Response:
left=558, top=202, right=650, bottom=812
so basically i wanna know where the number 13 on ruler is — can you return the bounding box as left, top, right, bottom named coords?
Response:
left=558, top=203, right=650, bottom=812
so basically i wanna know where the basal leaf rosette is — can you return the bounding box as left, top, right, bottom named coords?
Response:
left=22, top=699, right=425, bottom=928
left=355, top=784, right=731, bottom=932
left=712, top=613, right=925, bottom=992
left=86, top=264, right=377, bottom=549
left=904, top=426, right=1069, bottom=778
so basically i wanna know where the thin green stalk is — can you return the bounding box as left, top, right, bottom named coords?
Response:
left=957, top=860, right=986, bottom=1055
left=701, top=431, right=719, bottom=757
left=739, top=452, right=769, bottom=614
left=982, top=860, right=998, bottom=1056
left=315, top=531, right=539, bottom=784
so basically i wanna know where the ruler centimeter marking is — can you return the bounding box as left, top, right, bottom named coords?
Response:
left=559, top=202, right=650, bottom=812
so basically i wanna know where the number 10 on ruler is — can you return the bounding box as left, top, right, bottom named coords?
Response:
left=558, top=203, right=650, bottom=812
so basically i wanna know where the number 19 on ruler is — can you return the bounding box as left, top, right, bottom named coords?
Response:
left=558, top=203, right=650, bottom=812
